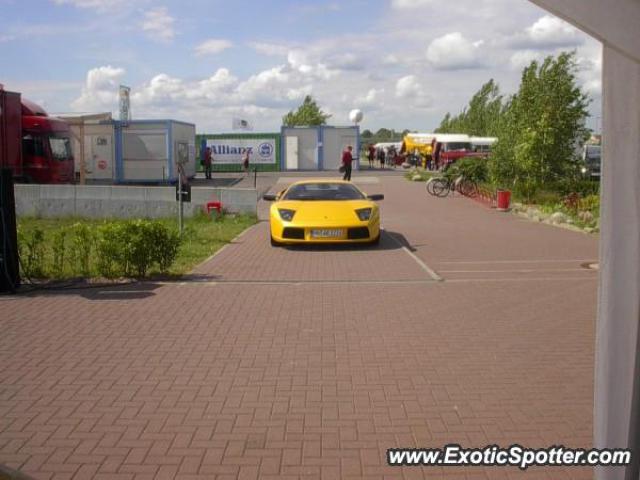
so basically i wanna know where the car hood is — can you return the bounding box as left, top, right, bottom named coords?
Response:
left=274, top=200, right=377, bottom=222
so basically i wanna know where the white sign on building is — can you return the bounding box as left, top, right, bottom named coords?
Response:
left=206, top=138, right=276, bottom=164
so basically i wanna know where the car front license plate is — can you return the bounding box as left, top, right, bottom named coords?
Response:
left=311, top=229, right=343, bottom=238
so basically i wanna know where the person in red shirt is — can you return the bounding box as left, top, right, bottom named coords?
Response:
left=342, top=145, right=353, bottom=181
left=367, top=144, right=375, bottom=168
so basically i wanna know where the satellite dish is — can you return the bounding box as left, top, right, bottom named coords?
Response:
left=349, top=109, right=363, bottom=124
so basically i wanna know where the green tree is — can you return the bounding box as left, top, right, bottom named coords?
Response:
left=489, top=51, right=590, bottom=196
left=435, top=113, right=453, bottom=133
left=435, top=79, right=503, bottom=136
left=282, top=95, right=331, bottom=126
left=464, top=79, right=503, bottom=136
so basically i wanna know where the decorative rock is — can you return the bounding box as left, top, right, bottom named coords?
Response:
left=549, top=212, right=568, bottom=224
left=527, top=207, right=538, bottom=219
left=412, top=175, right=422, bottom=181
left=578, top=211, right=595, bottom=223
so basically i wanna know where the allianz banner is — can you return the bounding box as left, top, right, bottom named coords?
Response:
left=206, top=138, right=276, bottom=164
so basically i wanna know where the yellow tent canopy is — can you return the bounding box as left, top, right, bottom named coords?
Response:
left=402, top=133, right=435, bottom=156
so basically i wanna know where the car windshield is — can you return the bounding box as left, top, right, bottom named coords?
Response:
left=49, top=136, right=73, bottom=161
left=283, top=183, right=365, bottom=201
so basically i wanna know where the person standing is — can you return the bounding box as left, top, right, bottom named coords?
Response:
left=367, top=144, right=375, bottom=169
left=242, top=149, right=250, bottom=175
left=203, top=146, right=212, bottom=179
left=342, top=145, right=353, bottom=181
left=388, top=145, right=397, bottom=169
left=377, top=147, right=386, bottom=169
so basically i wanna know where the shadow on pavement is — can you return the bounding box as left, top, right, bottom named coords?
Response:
left=279, top=230, right=412, bottom=252
left=382, top=230, right=423, bottom=252
left=1, top=273, right=227, bottom=300
left=0, top=464, right=37, bottom=480
left=7, top=282, right=161, bottom=301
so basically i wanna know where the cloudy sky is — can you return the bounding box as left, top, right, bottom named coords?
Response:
left=1, top=0, right=602, bottom=133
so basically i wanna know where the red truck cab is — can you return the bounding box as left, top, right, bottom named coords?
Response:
left=21, top=99, right=74, bottom=183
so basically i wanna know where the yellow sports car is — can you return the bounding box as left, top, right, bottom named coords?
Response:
left=263, top=180, right=384, bottom=246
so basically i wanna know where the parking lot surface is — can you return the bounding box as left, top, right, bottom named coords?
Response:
left=0, top=173, right=598, bottom=479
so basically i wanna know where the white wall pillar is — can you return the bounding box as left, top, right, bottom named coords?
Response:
left=526, top=3, right=640, bottom=477
left=595, top=45, right=640, bottom=480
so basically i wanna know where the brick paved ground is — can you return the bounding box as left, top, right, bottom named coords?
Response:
left=0, top=173, right=598, bottom=479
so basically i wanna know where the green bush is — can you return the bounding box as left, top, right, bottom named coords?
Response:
left=70, top=223, right=95, bottom=276
left=551, top=178, right=600, bottom=197
left=95, top=220, right=181, bottom=278
left=51, top=229, right=68, bottom=277
left=18, top=227, right=46, bottom=278
left=446, top=157, right=489, bottom=183
left=148, top=223, right=181, bottom=273
left=578, top=194, right=600, bottom=214
left=96, top=223, right=127, bottom=277
left=522, top=190, right=562, bottom=206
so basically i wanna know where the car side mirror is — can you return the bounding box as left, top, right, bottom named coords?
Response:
left=263, top=193, right=277, bottom=201
left=368, top=194, right=384, bottom=201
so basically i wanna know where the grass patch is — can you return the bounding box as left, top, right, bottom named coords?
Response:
left=17, top=212, right=257, bottom=280
left=169, top=213, right=256, bottom=275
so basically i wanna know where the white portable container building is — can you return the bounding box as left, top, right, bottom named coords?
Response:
left=57, top=116, right=196, bottom=183
left=281, top=126, right=359, bottom=171
left=117, top=120, right=196, bottom=183
left=57, top=112, right=116, bottom=182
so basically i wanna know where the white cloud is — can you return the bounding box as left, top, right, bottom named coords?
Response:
left=191, top=68, right=238, bottom=101
left=395, top=75, right=431, bottom=107
left=577, top=45, right=603, bottom=98
left=248, top=42, right=290, bottom=56
left=71, top=65, right=125, bottom=112
left=527, top=16, right=582, bottom=47
left=132, top=73, right=184, bottom=107
left=382, top=54, right=400, bottom=65
left=324, top=52, right=365, bottom=71
left=509, top=50, right=545, bottom=70
left=235, top=65, right=313, bottom=107
left=356, top=88, right=383, bottom=106
left=391, top=0, right=433, bottom=8
left=131, top=68, right=240, bottom=108
left=286, top=49, right=336, bottom=80
left=51, top=0, right=128, bottom=9
left=194, top=39, right=233, bottom=57
left=0, top=34, right=16, bottom=42
left=426, top=32, right=484, bottom=70
left=142, top=7, right=175, bottom=42
left=395, top=75, right=420, bottom=98
left=510, top=15, right=583, bottom=49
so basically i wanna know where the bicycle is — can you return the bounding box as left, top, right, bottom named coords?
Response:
left=426, top=175, right=478, bottom=198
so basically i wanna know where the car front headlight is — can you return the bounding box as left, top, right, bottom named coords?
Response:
left=278, top=209, right=296, bottom=221
left=356, top=208, right=373, bottom=221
